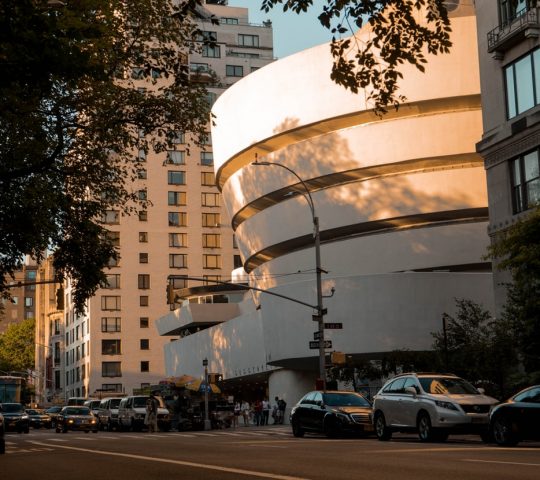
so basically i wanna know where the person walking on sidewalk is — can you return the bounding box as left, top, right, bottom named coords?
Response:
left=262, top=398, right=270, bottom=425
left=145, top=392, right=159, bottom=433
left=253, top=399, right=263, bottom=426
left=241, top=400, right=250, bottom=426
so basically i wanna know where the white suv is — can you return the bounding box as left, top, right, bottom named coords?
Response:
left=373, top=373, right=498, bottom=442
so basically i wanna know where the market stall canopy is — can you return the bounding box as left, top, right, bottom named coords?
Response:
left=185, top=379, right=221, bottom=394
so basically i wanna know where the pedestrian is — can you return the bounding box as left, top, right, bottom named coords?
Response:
left=277, top=397, right=287, bottom=424
left=145, top=392, right=159, bottom=433
left=262, top=398, right=270, bottom=425
left=253, top=399, right=263, bottom=426
left=241, top=400, right=250, bottom=426
left=233, top=401, right=241, bottom=428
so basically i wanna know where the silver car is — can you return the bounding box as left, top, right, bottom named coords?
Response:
left=373, top=373, right=498, bottom=442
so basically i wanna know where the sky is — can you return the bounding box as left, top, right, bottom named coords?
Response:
left=227, top=0, right=330, bottom=59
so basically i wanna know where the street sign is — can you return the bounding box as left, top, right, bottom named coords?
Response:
left=324, top=322, right=343, bottom=329
left=309, top=340, right=332, bottom=349
left=313, top=331, right=322, bottom=340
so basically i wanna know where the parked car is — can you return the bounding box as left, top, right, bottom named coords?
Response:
left=118, top=395, right=171, bottom=432
left=0, top=410, right=5, bottom=454
left=290, top=390, right=373, bottom=438
left=44, top=405, right=63, bottom=428
left=97, top=397, right=124, bottom=431
left=489, top=384, right=540, bottom=446
left=0, top=403, right=30, bottom=433
left=55, top=406, right=98, bottom=433
left=373, top=373, right=498, bottom=442
left=25, top=408, right=52, bottom=429
left=84, top=399, right=103, bottom=427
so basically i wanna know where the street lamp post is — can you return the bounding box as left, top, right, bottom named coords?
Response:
left=202, top=358, right=211, bottom=430
left=252, top=157, right=327, bottom=391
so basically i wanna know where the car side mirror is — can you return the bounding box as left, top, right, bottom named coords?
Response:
left=404, top=386, right=417, bottom=396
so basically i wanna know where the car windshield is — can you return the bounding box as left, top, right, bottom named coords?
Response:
left=110, top=399, right=121, bottom=408
left=419, top=377, right=479, bottom=395
left=323, top=393, right=370, bottom=407
left=26, top=409, right=40, bottom=415
left=47, top=407, right=62, bottom=413
left=1, top=403, right=23, bottom=413
left=64, top=407, right=91, bottom=415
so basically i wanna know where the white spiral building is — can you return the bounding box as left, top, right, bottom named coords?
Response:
left=159, top=3, right=495, bottom=406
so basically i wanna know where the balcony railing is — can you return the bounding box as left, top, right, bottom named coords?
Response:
left=488, top=8, right=540, bottom=54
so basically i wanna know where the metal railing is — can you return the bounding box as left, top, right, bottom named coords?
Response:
left=488, top=7, right=539, bottom=52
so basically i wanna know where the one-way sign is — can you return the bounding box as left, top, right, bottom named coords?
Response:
left=309, top=340, right=332, bottom=349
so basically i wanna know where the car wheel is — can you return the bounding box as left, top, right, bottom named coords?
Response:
left=417, top=412, right=435, bottom=442
left=55, top=427, right=62, bottom=433
left=375, top=412, right=392, bottom=441
left=291, top=419, right=305, bottom=438
left=492, top=415, right=519, bottom=447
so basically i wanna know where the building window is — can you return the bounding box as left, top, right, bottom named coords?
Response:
left=140, top=317, right=149, bottom=328
left=234, top=254, right=243, bottom=269
left=169, top=254, right=188, bottom=268
left=25, top=297, right=33, bottom=307
left=203, top=254, right=221, bottom=269
left=106, top=231, right=120, bottom=247
left=201, top=132, right=212, bottom=145
left=101, top=317, right=121, bottom=332
left=140, top=339, right=149, bottom=350
left=138, top=189, right=147, bottom=201
left=499, top=0, right=531, bottom=26
left=238, top=34, right=259, bottom=47
left=101, top=296, right=121, bottom=311
left=102, top=340, right=121, bottom=355
left=511, top=149, right=540, bottom=213
left=200, top=151, right=214, bottom=166
left=138, top=210, right=148, bottom=222
left=101, top=210, right=120, bottom=224
left=170, top=131, right=185, bottom=144
left=201, top=171, right=215, bottom=186
left=138, top=149, right=146, bottom=162
left=190, top=62, right=210, bottom=73
left=107, top=255, right=120, bottom=267
left=139, top=232, right=148, bottom=243
left=170, top=275, right=188, bottom=289
left=140, top=296, right=149, bottom=306
left=203, top=275, right=221, bottom=285
left=139, top=253, right=148, bottom=264
left=166, top=150, right=185, bottom=165
left=137, top=169, right=147, bottom=179
left=203, top=233, right=221, bottom=248
left=221, top=17, right=239, bottom=25
left=168, top=171, right=186, bottom=185
left=140, top=361, right=150, bottom=372
left=202, top=44, right=221, bottom=58
left=102, top=362, right=122, bottom=377
left=202, top=212, right=220, bottom=227
left=169, top=232, right=188, bottom=247
left=226, top=65, right=243, bottom=77
left=168, top=191, right=187, bottom=206
left=205, top=91, right=217, bottom=106
left=233, top=234, right=238, bottom=249
left=505, top=48, right=540, bottom=119
left=168, top=212, right=188, bottom=227
left=201, top=192, right=219, bottom=207
left=101, top=383, right=122, bottom=392
left=104, top=274, right=120, bottom=289
left=138, top=274, right=150, bottom=289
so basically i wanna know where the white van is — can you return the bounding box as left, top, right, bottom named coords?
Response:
left=117, top=395, right=171, bottom=431
left=97, top=397, right=124, bottom=431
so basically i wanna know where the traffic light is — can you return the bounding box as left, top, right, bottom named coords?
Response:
left=56, top=286, right=64, bottom=310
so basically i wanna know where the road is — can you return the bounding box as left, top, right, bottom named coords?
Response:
left=2, top=426, right=539, bottom=480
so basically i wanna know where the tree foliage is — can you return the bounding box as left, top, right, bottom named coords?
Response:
left=0, top=0, right=212, bottom=311
left=487, top=206, right=540, bottom=379
left=0, top=318, right=36, bottom=373
left=261, top=0, right=452, bottom=113
left=432, top=299, right=518, bottom=398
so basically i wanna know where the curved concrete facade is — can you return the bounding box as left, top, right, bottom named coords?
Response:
left=161, top=4, right=494, bottom=414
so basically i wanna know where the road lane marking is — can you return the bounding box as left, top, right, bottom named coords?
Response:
left=363, top=446, right=540, bottom=454
left=463, top=459, right=540, bottom=467
left=29, top=442, right=311, bottom=480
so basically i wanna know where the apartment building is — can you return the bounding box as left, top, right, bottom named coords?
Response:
left=475, top=0, right=540, bottom=310
left=35, top=1, right=274, bottom=401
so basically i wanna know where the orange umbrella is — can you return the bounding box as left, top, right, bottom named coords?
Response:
left=185, top=379, right=221, bottom=394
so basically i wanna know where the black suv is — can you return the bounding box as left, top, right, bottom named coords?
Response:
left=1, top=403, right=30, bottom=433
